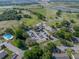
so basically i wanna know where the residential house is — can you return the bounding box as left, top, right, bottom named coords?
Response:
left=0, top=50, right=7, bottom=59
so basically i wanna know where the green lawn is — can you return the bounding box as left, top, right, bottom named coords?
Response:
left=20, top=18, right=41, bottom=27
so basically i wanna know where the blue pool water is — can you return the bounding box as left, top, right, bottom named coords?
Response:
left=3, top=33, right=13, bottom=40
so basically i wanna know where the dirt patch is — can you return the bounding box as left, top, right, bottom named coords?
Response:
left=0, top=20, right=19, bottom=29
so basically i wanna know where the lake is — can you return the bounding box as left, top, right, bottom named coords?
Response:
left=0, top=6, right=13, bottom=9
left=51, top=6, right=79, bottom=12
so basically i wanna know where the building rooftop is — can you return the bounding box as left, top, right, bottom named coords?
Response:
left=0, top=50, right=7, bottom=59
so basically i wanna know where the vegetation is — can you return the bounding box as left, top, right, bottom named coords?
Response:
left=60, top=39, right=74, bottom=47
left=55, top=29, right=73, bottom=41
left=0, top=10, right=21, bottom=21
left=0, top=9, right=33, bottom=21
left=56, top=10, right=62, bottom=17
left=24, top=43, right=53, bottom=59
left=66, top=48, right=73, bottom=59
left=46, top=42, right=57, bottom=52
left=41, top=51, right=52, bottom=59
left=0, top=3, right=79, bottom=59
left=24, top=46, right=43, bottom=59
left=12, top=39, right=26, bottom=50
left=74, top=26, right=79, bottom=37
left=25, top=38, right=39, bottom=47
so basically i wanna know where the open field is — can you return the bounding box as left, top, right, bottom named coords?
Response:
left=0, top=20, right=19, bottom=29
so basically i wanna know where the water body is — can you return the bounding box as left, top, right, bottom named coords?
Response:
left=0, top=6, right=13, bottom=8
left=51, top=6, right=79, bottom=12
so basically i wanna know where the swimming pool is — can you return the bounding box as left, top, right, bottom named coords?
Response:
left=3, top=33, right=13, bottom=40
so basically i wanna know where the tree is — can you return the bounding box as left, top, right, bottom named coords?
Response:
left=60, top=39, right=74, bottom=47
left=24, top=46, right=43, bottom=59
left=61, top=20, right=71, bottom=27
left=0, top=9, right=23, bottom=21
left=20, top=22, right=30, bottom=30
left=64, top=32, right=73, bottom=41
left=4, top=28, right=14, bottom=34
left=46, top=42, right=57, bottom=52
left=16, top=15, right=22, bottom=20
left=55, top=29, right=73, bottom=41
left=74, top=26, right=79, bottom=37
left=12, top=26, right=24, bottom=39
left=12, top=39, right=25, bottom=49
left=22, top=32, right=29, bottom=39
left=74, top=32, right=79, bottom=37
left=76, top=13, right=79, bottom=18
left=42, top=51, right=52, bottom=59
left=30, top=10, right=46, bottom=21
left=70, top=19, right=75, bottom=23
left=56, top=10, right=62, bottom=17
left=23, top=14, right=32, bottom=19
left=25, top=38, right=39, bottom=47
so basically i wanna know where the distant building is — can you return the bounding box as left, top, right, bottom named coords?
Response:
left=0, top=50, right=7, bottom=59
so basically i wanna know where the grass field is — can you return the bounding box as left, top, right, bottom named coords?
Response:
left=0, top=20, right=19, bottom=29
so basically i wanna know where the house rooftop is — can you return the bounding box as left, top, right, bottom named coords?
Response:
left=0, top=50, right=7, bottom=59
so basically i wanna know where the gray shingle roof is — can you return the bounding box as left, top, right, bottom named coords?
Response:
left=0, top=50, right=7, bottom=59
